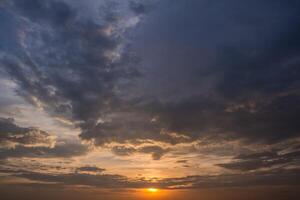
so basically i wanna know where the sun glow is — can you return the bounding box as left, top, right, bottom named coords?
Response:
left=147, top=188, right=159, bottom=193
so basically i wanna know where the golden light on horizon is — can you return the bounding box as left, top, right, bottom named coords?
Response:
left=137, top=188, right=171, bottom=199
left=147, top=188, right=159, bottom=193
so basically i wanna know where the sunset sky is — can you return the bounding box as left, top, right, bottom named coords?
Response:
left=0, top=0, right=300, bottom=199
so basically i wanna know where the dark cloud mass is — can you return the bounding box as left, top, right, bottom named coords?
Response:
left=68, top=0, right=300, bottom=145
left=1, top=0, right=142, bottom=144
left=1, top=0, right=299, bottom=148
left=129, top=0, right=300, bottom=144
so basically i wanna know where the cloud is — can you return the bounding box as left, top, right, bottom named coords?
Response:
left=75, top=166, right=105, bottom=174
left=0, top=0, right=151, bottom=147
left=0, top=1, right=137, bottom=117
left=138, top=145, right=169, bottom=160
left=129, top=1, right=153, bottom=15
left=0, top=0, right=300, bottom=150
left=0, top=168, right=147, bottom=189
left=0, top=118, right=55, bottom=148
left=111, top=144, right=169, bottom=160
left=77, top=0, right=300, bottom=146
left=111, top=145, right=136, bottom=156
left=159, top=168, right=300, bottom=189
left=119, top=0, right=300, bottom=145
left=0, top=117, right=88, bottom=159
left=147, top=94, right=300, bottom=144
left=176, top=160, right=188, bottom=164
left=0, top=141, right=89, bottom=160
left=217, top=149, right=300, bottom=171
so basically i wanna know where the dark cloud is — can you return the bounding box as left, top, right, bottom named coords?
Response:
left=13, top=0, right=74, bottom=26
left=0, top=118, right=54, bottom=147
left=217, top=150, right=300, bottom=171
left=129, top=1, right=152, bottom=15
left=149, top=94, right=300, bottom=144
left=111, top=145, right=169, bottom=160
left=125, top=0, right=300, bottom=144
left=76, top=166, right=105, bottom=174
left=78, top=0, right=300, bottom=146
left=0, top=117, right=88, bottom=159
left=0, top=0, right=140, bottom=144
left=0, top=0, right=299, bottom=150
left=176, top=160, right=188, bottom=164
left=111, top=145, right=136, bottom=156
left=0, top=8, right=19, bottom=52
left=0, top=141, right=89, bottom=160
left=0, top=168, right=147, bottom=189
left=138, top=145, right=169, bottom=160
left=159, top=168, right=300, bottom=189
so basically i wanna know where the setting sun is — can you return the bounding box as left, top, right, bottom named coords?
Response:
left=147, top=188, right=159, bottom=193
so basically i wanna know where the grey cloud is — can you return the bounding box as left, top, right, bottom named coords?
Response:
left=0, top=117, right=88, bottom=159
left=138, top=145, right=169, bottom=160
left=0, top=0, right=136, bottom=117
left=176, top=160, right=188, bottom=163
left=129, top=1, right=154, bottom=15
left=111, top=145, right=136, bottom=156
left=0, top=0, right=143, bottom=145
left=149, top=94, right=300, bottom=144
left=79, top=109, right=191, bottom=146
left=159, top=168, right=300, bottom=189
left=0, top=168, right=148, bottom=189
left=0, top=117, right=55, bottom=147
left=13, top=0, right=74, bottom=26
left=217, top=150, right=300, bottom=171
left=0, top=142, right=89, bottom=159
left=76, top=166, right=105, bottom=174
left=0, top=8, right=19, bottom=52
left=0, top=0, right=300, bottom=150
left=123, top=0, right=300, bottom=144
left=78, top=0, right=300, bottom=146
left=111, top=145, right=169, bottom=160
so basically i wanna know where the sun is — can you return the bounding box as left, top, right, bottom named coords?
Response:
left=147, top=188, right=159, bottom=193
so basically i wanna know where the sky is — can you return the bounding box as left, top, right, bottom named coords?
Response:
left=0, top=0, right=300, bottom=199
